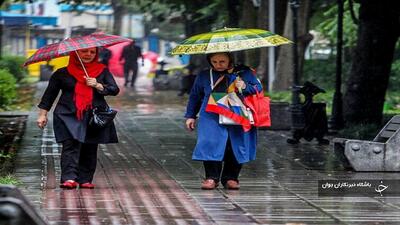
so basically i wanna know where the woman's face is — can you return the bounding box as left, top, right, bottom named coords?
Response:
left=210, top=53, right=230, bottom=72
left=77, top=47, right=97, bottom=63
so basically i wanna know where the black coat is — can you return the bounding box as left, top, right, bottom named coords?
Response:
left=120, top=44, right=142, bottom=65
left=38, top=67, right=119, bottom=144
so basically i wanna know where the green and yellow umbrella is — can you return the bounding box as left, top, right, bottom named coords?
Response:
left=170, top=27, right=291, bottom=55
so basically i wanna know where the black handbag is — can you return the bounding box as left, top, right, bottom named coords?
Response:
left=89, top=107, right=117, bottom=128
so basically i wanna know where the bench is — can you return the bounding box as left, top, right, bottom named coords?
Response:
left=0, top=184, right=47, bottom=225
left=333, top=115, right=400, bottom=171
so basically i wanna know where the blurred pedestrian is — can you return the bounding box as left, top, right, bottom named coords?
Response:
left=178, top=63, right=196, bottom=96
left=36, top=47, right=119, bottom=189
left=185, top=52, right=262, bottom=190
left=119, top=40, right=144, bottom=87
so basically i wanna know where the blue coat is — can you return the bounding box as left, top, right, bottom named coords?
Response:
left=185, top=66, right=262, bottom=164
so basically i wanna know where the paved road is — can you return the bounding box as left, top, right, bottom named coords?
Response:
left=14, top=78, right=400, bottom=224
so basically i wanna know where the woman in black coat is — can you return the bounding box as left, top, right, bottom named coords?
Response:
left=37, top=47, right=119, bottom=189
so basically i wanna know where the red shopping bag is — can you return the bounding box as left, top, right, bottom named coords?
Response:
left=243, top=90, right=271, bottom=127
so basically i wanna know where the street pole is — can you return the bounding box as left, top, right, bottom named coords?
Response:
left=268, top=0, right=275, bottom=92
left=329, top=0, right=345, bottom=131
left=289, top=0, right=304, bottom=131
left=0, top=22, right=2, bottom=59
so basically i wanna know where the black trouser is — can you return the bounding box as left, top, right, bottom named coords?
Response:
left=203, top=139, right=242, bottom=185
left=124, top=62, right=139, bottom=86
left=61, top=139, right=98, bottom=184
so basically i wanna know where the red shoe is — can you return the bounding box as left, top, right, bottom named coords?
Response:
left=79, top=183, right=95, bottom=189
left=201, top=179, right=218, bottom=190
left=60, top=180, right=78, bottom=189
left=225, top=180, right=240, bottom=190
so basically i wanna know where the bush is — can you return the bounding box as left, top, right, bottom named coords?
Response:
left=269, top=90, right=334, bottom=115
left=303, top=57, right=351, bottom=90
left=303, top=58, right=335, bottom=89
left=0, top=69, right=17, bottom=109
left=0, top=56, right=28, bottom=82
left=337, top=122, right=381, bottom=140
left=0, top=174, right=20, bottom=185
left=388, top=59, right=400, bottom=91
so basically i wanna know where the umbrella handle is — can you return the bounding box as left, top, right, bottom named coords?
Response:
left=74, top=50, right=89, bottom=78
left=236, top=76, right=242, bottom=94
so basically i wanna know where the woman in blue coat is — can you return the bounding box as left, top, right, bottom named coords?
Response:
left=185, top=52, right=262, bottom=190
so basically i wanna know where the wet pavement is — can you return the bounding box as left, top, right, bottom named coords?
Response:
left=13, top=75, right=400, bottom=225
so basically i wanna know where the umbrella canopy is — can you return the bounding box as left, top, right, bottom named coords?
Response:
left=23, top=32, right=132, bottom=66
left=170, top=28, right=291, bottom=55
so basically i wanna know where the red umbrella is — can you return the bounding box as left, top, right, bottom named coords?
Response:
left=23, top=32, right=132, bottom=67
left=107, top=42, right=130, bottom=77
left=143, top=51, right=159, bottom=65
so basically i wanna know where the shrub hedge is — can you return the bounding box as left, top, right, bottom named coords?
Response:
left=0, top=69, right=17, bottom=109
left=302, top=57, right=352, bottom=90
left=0, top=56, right=28, bottom=82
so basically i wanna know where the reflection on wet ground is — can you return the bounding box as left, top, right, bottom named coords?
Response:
left=14, top=78, right=400, bottom=224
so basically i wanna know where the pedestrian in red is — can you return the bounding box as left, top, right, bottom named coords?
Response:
left=37, top=47, right=119, bottom=189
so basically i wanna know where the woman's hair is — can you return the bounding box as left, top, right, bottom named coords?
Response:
left=206, top=52, right=235, bottom=68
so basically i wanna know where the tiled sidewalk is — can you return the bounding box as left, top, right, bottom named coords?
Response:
left=13, top=80, right=400, bottom=225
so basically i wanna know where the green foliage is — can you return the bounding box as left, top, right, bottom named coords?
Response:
left=303, top=58, right=352, bottom=90
left=0, top=69, right=17, bottom=109
left=269, top=90, right=334, bottom=115
left=193, top=1, right=225, bottom=25
left=315, top=1, right=359, bottom=48
left=0, top=56, right=28, bottom=82
left=388, top=58, right=400, bottom=91
left=382, top=91, right=400, bottom=114
left=0, top=152, right=12, bottom=159
left=303, top=58, right=336, bottom=89
left=313, top=90, right=334, bottom=114
left=338, top=123, right=381, bottom=140
left=268, top=91, right=292, bottom=103
left=310, top=0, right=337, bottom=28
left=0, top=174, right=20, bottom=185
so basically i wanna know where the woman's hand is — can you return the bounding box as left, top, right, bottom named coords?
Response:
left=186, top=118, right=196, bottom=131
left=37, top=109, right=48, bottom=129
left=86, top=77, right=98, bottom=87
left=86, top=77, right=104, bottom=91
left=235, top=77, right=246, bottom=90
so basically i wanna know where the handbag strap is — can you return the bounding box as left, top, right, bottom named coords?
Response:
left=209, top=69, right=225, bottom=90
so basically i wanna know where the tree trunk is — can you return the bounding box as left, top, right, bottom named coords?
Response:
left=274, top=0, right=312, bottom=91
left=227, top=0, right=241, bottom=27
left=275, top=0, right=288, bottom=40
left=184, top=1, right=216, bottom=74
left=275, top=0, right=288, bottom=59
left=240, top=0, right=258, bottom=67
left=111, top=0, right=126, bottom=35
left=343, top=1, right=400, bottom=125
left=256, top=0, right=269, bottom=87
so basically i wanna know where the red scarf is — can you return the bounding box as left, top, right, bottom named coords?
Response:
left=67, top=51, right=105, bottom=120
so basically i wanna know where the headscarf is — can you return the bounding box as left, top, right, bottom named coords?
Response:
left=206, top=52, right=235, bottom=92
left=206, top=52, right=235, bottom=70
left=67, top=50, right=105, bottom=120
